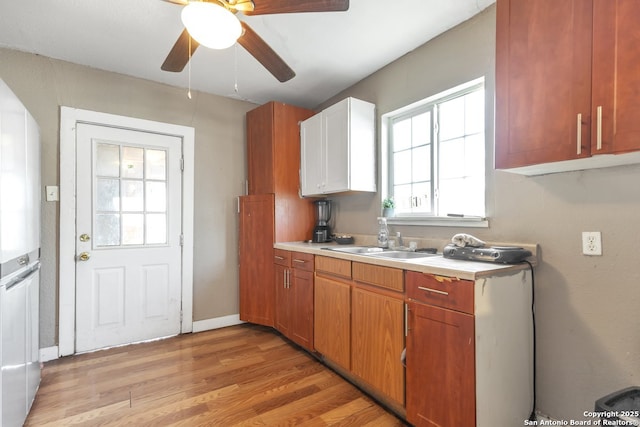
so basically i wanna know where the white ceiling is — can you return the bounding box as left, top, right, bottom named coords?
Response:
left=0, top=0, right=495, bottom=109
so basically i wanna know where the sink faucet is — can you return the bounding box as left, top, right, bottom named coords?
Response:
left=396, top=232, right=403, bottom=247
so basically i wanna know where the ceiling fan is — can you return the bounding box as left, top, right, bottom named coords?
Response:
left=161, top=0, right=350, bottom=82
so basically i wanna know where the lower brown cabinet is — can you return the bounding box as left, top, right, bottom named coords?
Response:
left=314, top=256, right=352, bottom=371
left=274, top=250, right=314, bottom=351
left=405, top=271, right=476, bottom=427
left=351, top=286, right=405, bottom=406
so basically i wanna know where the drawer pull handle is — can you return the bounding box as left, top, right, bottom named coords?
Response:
left=274, top=256, right=285, bottom=260
left=418, top=286, right=449, bottom=296
left=293, top=259, right=306, bottom=264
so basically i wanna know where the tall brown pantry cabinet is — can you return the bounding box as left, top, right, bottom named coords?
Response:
left=239, top=102, right=315, bottom=327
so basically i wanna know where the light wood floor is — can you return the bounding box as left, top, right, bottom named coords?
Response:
left=26, top=324, right=407, bottom=426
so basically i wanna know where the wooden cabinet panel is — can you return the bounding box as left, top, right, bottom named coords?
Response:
left=291, top=251, right=314, bottom=272
left=274, top=263, right=290, bottom=335
left=273, top=250, right=314, bottom=351
left=353, top=262, right=404, bottom=292
left=315, top=255, right=351, bottom=279
left=247, top=102, right=314, bottom=195
left=239, top=194, right=275, bottom=327
left=592, top=0, right=640, bottom=154
left=314, top=275, right=351, bottom=370
left=247, top=103, right=275, bottom=195
left=351, top=287, right=405, bottom=405
left=290, top=268, right=314, bottom=350
left=406, top=301, right=475, bottom=427
left=406, top=271, right=474, bottom=314
left=273, top=248, right=291, bottom=266
left=495, top=0, right=593, bottom=169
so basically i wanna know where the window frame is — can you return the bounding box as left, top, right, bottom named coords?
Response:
left=381, top=77, right=488, bottom=228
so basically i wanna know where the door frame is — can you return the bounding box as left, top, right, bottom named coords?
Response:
left=58, top=107, right=195, bottom=357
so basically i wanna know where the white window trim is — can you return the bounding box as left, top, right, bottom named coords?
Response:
left=58, top=107, right=195, bottom=356
left=380, top=77, right=488, bottom=228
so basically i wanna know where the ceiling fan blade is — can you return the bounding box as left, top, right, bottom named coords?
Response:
left=237, top=21, right=295, bottom=82
left=161, top=0, right=189, bottom=5
left=245, top=0, right=348, bottom=15
left=161, top=29, right=200, bottom=72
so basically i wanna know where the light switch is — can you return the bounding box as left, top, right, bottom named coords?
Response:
left=45, top=185, right=59, bottom=202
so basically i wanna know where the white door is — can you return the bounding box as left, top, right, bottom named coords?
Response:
left=75, top=123, right=183, bottom=352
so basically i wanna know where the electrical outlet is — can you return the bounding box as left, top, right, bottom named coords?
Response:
left=582, top=231, right=602, bottom=256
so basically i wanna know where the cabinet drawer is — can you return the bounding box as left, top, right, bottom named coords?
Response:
left=406, top=271, right=474, bottom=314
left=315, top=256, right=351, bottom=279
left=352, top=262, right=403, bottom=292
left=291, top=252, right=314, bottom=272
left=273, top=249, right=291, bottom=267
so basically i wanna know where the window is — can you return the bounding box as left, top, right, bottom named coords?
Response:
left=385, top=78, right=485, bottom=220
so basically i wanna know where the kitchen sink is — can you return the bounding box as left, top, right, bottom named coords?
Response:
left=365, top=251, right=438, bottom=260
left=322, top=246, right=387, bottom=254
left=322, top=246, right=438, bottom=260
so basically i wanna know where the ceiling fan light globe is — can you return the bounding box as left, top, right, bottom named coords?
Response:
left=181, top=2, right=241, bottom=49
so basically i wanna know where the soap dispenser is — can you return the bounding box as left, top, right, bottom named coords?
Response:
left=377, top=217, right=389, bottom=248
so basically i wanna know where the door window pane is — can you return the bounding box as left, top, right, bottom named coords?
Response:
left=96, top=144, right=120, bottom=177
left=121, top=180, right=144, bottom=212
left=146, top=182, right=166, bottom=212
left=146, top=214, right=167, bottom=244
left=146, top=150, right=167, bottom=180
left=122, top=147, right=144, bottom=179
left=122, top=214, right=144, bottom=245
left=96, top=179, right=120, bottom=211
left=95, top=214, right=120, bottom=246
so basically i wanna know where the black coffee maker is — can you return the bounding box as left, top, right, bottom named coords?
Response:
left=312, top=200, right=332, bottom=243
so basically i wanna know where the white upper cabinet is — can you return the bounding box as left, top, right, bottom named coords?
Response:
left=300, top=97, right=376, bottom=196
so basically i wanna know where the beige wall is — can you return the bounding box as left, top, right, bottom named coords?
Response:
left=0, top=48, right=256, bottom=348
left=320, top=5, right=640, bottom=423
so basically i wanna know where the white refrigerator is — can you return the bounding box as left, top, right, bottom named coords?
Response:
left=0, top=78, right=41, bottom=427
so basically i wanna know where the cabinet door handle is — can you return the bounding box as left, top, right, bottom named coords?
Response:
left=418, top=286, right=449, bottom=296
left=275, top=255, right=284, bottom=260
left=576, top=113, right=582, bottom=155
left=286, top=269, right=291, bottom=288
left=293, top=259, right=306, bottom=264
left=404, top=303, right=409, bottom=337
left=596, top=106, right=602, bottom=151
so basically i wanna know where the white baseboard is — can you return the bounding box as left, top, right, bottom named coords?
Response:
left=38, top=315, right=243, bottom=363
left=40, top=346, right=59, bottom=362
left=192, top=314, right=244, bottom=333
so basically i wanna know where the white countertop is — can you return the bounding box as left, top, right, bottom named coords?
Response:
left=274, top=241, right=534, bottom=281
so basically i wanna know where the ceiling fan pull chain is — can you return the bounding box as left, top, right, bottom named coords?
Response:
left=187, top=35, right=192, bottom=99
left=234, top=43, right=239, bottom=95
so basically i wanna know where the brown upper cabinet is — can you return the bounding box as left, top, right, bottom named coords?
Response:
left=245, top=101, right=316, bottom=243
left=496, top=0, right=640, bottom=174
left=246, top=101, right=315, bottom=195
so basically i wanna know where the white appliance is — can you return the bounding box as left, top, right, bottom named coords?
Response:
left=0, top=78, right=41, bottom=427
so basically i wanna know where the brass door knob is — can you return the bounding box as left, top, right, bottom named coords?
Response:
left=79, top=234, right=91, bottom=242
left=78, top=252, right=91, bottom=261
